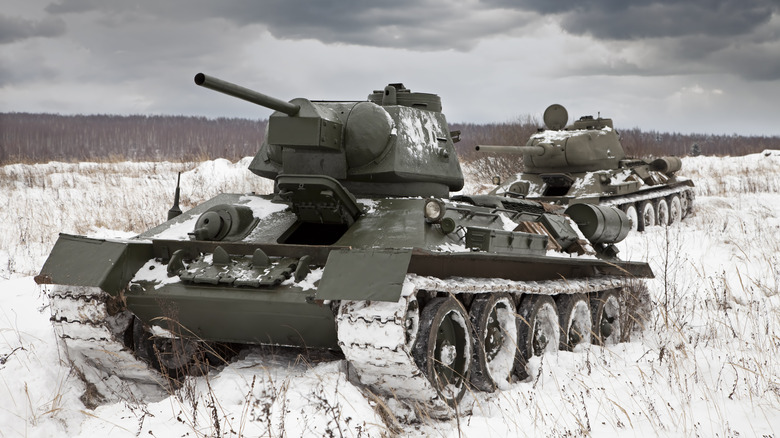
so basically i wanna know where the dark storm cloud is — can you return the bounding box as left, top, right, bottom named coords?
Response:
left=0, top=14, right=66, bottom=44
left=46, top=0, right=780, bottom=80
left=200, top=0, right=525, bottom=50
left=43, top=0, right=531, bottom=51
left=559, top=1, right=775, bottom=40
left=489, top=0, right=777, bottom=40
left=4, top=0, right=778, bottom=134
left=490, top=0, right=780, bottom=81
left=42, top=0, right=778, bottom=52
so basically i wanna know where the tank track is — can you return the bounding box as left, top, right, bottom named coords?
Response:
left=600, top=184, right=693, bottom=208
left=47, top=273, right=631, bottom=412
left=46, top=284, right=169, bottom=404
left=336, top=274, right=630, bottom=417
left=336, top=281, right=450, bottom=417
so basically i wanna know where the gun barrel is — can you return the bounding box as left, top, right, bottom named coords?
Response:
left=475, top=145, right=545, bottom=156
left=194, top=73, right=300, bottom=116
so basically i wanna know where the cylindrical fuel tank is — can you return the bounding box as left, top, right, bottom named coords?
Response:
left=564, top=204, right=631, bottom=244
left=651, top=156, right=682, bottom=174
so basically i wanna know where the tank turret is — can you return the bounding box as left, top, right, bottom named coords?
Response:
left=195, top=73, right=463, bottom=198
left=477, top=104, right=625, bottom=173
left=477, top=104, right=695, bottom=231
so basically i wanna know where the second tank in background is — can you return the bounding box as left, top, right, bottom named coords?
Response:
left=477, top=104, right=695, bottom=231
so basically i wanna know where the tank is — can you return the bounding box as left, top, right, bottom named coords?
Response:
left=34, top=76, right=653, bottom=417
left=477, top=104, right=695, bottom=231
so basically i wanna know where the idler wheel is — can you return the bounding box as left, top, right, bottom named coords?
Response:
left=591, top=290, right=622, bottom=345
left=413, top=297, right=472, bottom=407
left=555, top=293, right=592, bottom=351
left=516, top=294, right=559, bottom=379
left=469, top=293, right=518, bottom=391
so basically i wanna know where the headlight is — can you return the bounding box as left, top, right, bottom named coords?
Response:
left=423, top=198, right=446, bottom=223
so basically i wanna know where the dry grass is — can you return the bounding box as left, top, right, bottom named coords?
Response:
left=0, top=159, right=273, bottom=278
left=2, top=152, right=779, bottom=436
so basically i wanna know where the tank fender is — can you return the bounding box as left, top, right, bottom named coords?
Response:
left=34, top=233, right=153, bottom=296
left=316, top=248, right=412, bottom=302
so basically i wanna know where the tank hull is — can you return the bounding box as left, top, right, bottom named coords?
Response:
left=38, top=187, right=653, bottom=417
left=39, top=226, right=651, bottom=349
left=494, top=167, right=695, bottom=230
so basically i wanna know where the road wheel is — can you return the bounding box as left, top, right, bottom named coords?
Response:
left=469, top=293, right=518, bottom=391
left=639, top=200, right=656, bottom=230
left=621, top=203, right=639, bottom=231
left=555, top=294, right=592, bottom=351
left=516, top=294, right=558, bottom=378
left=413, top=297, right=472, bottom=407
left=591, top=290, right=622, bottom=346
left=669, top=195, right=682, bottom=224
left=656, top=198, right=670, bottom=226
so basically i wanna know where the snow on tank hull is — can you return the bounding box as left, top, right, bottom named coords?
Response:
left=36, top=78, right=653, bottom=418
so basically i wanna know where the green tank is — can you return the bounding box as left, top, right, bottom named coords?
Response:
left=478, top=104, right=695, bottom=231
left=35, top=76, right=652, bottom=417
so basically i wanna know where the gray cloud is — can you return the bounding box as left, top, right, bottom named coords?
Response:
left=43, top=0, right=533, bottom=51
left=488, top=0, right=777, bottom=39
left=40, top=0, right=779, bottom=60
left=558, top=1, right=775, bottom=40
left=44, top=0, right=97, bottom=14
left=2, top=0, right=779, bottom=134
left=506, top=0, right=780, bottom=81
left=0, top=14, right=66, bottom=44
left=214, top=1, right=527, bottom=50
left=0, top=51, right=58, bottom=86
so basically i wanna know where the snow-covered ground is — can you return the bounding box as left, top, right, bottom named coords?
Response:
left=1, top=152, right=779, bottom=437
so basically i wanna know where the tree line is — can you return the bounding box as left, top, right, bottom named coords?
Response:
left=1, top=113, right=267, bottom=164
left=1, top=112, right=776, bottom=165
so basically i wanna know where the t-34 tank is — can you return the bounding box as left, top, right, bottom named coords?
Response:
left=477, top=104, right=695, bottom=231
left=35, top=76, right=652, bottom=417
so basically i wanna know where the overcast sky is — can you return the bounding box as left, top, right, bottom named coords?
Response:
left=2, top=0, right=779, bottom=136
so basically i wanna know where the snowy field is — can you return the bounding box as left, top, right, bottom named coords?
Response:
left=1, top=152, right=779, bottom=437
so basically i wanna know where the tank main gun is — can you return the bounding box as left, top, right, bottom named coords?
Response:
left=194, top=73, right=300, bottom=116
left=475, top=144, right=546, bottom=156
